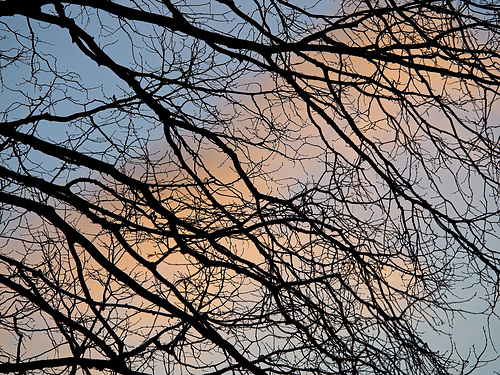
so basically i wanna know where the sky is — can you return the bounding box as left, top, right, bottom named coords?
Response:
left=1, top=1, right=500, bottom=374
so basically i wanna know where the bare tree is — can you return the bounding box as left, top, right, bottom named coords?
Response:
left=0, top=0, right=499, bottom=374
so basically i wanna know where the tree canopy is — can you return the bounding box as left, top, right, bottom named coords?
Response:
left=1, top=0, right=500, bottom=374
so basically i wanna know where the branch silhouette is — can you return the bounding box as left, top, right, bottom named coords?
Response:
left=1, top=1, right=499, bottom=374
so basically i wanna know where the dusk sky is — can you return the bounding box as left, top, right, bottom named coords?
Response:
left=1, top=1, right=500, bottom=374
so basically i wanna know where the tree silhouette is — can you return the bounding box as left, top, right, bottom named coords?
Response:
left=1, top=0, right=499, bottom=374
